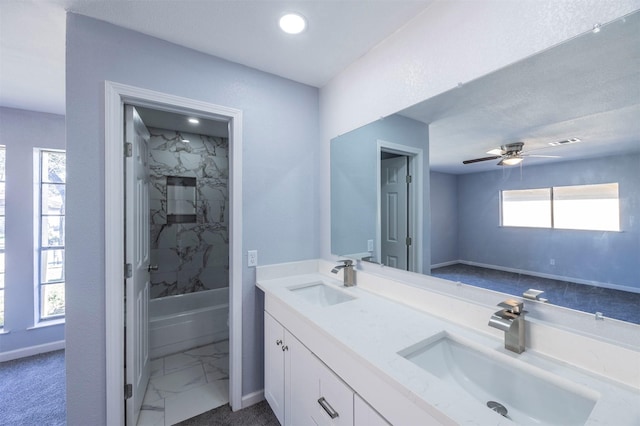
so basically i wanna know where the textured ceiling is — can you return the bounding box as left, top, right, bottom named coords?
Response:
left=1, top=1, right=637, bottom=173
left=0, top=0, right=432, bottom=115
left=400, top=10, right=640, bottom=174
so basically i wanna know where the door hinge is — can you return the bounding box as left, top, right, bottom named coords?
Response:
left=406, top=175, right=412, bottom=184
left=125, top=263, right=133, bottom=279
left=406, top=237, right=412, bottom=246
left=125, top=143, right=133, bottom=157
left=124, top=383, right=133, bottom=400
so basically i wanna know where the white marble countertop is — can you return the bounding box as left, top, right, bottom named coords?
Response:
left=256, top=261, right=640, bottom=426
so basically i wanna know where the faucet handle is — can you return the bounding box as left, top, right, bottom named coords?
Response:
left=523, top=289, right=548, bottom=303
left=337, top=259, right=353, bottom=267
left=497, top=299, right=524, bottom=314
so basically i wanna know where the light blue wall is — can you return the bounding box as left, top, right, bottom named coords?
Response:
left=456, top=153, right=640, bottom=289
left=0, top=107, right=66, bottom=355
left=430, top=171, right=458, bottom=265
left=331, top=114, right=429, bottom=262
left=65, top=13, right=319, bottom=424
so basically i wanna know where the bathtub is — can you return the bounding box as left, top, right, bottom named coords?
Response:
left=149, top=287, right=229, bottom=359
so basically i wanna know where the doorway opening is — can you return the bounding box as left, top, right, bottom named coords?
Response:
left=126, top=105, right=232, bottom=425
left=377, top=140, right=423, bottom=273
left=105, top=82, right=243, bottom=425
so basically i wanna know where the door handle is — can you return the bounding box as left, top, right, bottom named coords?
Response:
left=148, top=265, right=159, bottom=272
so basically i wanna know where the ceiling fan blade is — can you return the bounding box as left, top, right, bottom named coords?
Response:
left=463, top=155, right=501, bottom=164
left=486, top=148, right=504, bottom=156
left=525, top=154, right=561, bottom=158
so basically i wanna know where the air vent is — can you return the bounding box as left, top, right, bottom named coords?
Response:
left=548, top=137, right=581, bottom=147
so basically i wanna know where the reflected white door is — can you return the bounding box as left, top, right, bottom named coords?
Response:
left=380, top=155, right=409, bottom=270
left=125, top=105, right=151, bottom=426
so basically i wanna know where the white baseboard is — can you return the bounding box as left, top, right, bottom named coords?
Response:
left=431, top=260, right=461, bottom=269
left=0, top=340, right=65, bottom=362
left=240, top=389, right=264, bottom=410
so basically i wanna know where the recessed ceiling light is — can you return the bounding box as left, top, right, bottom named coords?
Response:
left=279, top=13, right=307, bottom=35
left=188, top=118, right=199, bottom=124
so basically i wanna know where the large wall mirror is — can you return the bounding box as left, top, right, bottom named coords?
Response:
left=331, top=11, right=639, bottom=326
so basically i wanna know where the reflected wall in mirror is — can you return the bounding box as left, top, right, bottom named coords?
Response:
left=331, top=115, right=429, bottom=272
left=330, top=11, right=640, bottom=324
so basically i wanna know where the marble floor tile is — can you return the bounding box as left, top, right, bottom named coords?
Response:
left=165, top=341, right=229, bottom=375
left=150, top=358, right=164, bottom=378
left=146, top=364, right=207, bottom=402
left=137, top=341, right=229, bottom=425
left=163, top=351, right=204, bottom=375
left=137, top=398, right=165, bottom=426
left=142, top=382, right=164, bottom=406
left=203, top=355, right=229, bottom=382
left=164, top=381, right=229, bottom=426
left=140, top=387, right=166, bottom=412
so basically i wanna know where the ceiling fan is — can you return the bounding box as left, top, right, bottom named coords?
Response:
left=462, top=141, right=564, bottom=166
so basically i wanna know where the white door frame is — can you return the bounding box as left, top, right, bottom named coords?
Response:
left=376, top=140, right=423, bottom=273
left=104, top=81, right=243, bottom=425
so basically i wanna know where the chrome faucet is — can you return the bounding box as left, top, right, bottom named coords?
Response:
left=331, top=259, right=356, bottom=287
left=488, top=299, right=526, bottom=354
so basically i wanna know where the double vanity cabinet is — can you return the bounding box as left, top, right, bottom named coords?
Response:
left=257, top=259, right=640, bottom=426
left=265, top=312, right=388, bottom=425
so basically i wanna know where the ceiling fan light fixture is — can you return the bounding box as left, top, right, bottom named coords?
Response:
left=500, top=157, right=524, bottom=166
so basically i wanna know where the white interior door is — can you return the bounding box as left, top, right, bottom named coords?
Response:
left=380, top=155, right=409, bottom=270
left=125, top=105, right=151, bottom=426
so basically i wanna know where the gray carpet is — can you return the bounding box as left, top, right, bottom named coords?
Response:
left=0, top=350, right=66, bottom=426
left=432, top=263, right=640, bottom=324
left=176, top=401, right=280, bottom=426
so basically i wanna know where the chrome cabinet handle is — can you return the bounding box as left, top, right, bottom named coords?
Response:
left=276, top=339, right=283, bottom=346
left=148, top=265, right=159, bottom=272
left=281, top=345, right=288, bottom=352
left=318, top=397, right=339, bottom=419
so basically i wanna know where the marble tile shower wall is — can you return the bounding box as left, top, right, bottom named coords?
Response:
left=148, top=127, right=229, bottom=299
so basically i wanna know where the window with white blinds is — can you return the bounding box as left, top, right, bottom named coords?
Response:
left=553, top=183, right=620, bottom=231
left=501, top=183, right=620, bottom=231
left=501, top=188, right=552, bottom=228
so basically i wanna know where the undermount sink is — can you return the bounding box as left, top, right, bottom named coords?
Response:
left=399, top=333, right=598, bottom=425
left=288, top=282, right=356, bottom=307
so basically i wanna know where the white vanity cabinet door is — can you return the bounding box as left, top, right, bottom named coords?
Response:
left=354, top=394, right=390, bottom=426
left=287, top=330, right=321, bottom=426
left=265, top=312, right=286, bottom=424
left=312, top=361, right=354, bottom=426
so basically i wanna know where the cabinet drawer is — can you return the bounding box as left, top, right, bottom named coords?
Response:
left=313, top=362, right=354, bottom=426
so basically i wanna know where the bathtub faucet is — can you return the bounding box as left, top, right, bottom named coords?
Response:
left=331, top=259, right=356, bottom=287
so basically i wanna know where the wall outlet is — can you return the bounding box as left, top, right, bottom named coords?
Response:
left=248, top=250, right=258, bottom=267
left=367, top=239, right=374, bottom=252
left=550, top=258, right=555, bottom=266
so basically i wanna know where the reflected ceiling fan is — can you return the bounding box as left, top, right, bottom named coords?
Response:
left=462, top=141, right=569, bottom=166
